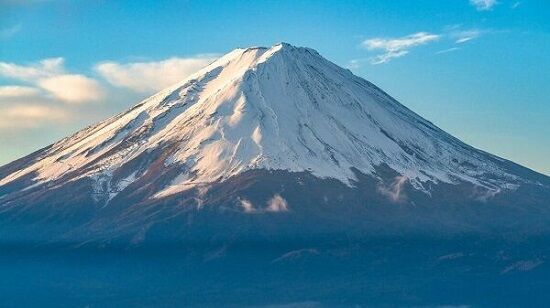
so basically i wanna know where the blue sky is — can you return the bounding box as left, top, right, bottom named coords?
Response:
left=0, top=0, right=549, bottom=174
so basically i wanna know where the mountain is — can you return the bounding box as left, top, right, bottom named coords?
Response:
left=2, top=43, right=550, bottom=306
left=0, top=43, right=549, bottom=245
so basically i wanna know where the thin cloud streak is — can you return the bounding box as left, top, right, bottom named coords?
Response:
left=361, top=32, right=440, bottom=64
left=354, top=26, right=488, bottom=67
left=435, top=47, right=460, bottom=55
left=453, top=29, right=482, bottom=43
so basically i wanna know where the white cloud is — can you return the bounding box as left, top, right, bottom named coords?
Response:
left=378, top=176, right=408, bottom=202
left=361, top=32, right=440, bottom=64
left=355, top=27, right=488, bottom=65
left=37, top=74, right=104, bottom=104
left=453, top=29, right=482, bottom=43
left=266, top=194, right=289, bottom=212
left=0, top=57, right=64, bottom=81
left=239, top=198, right=256, bottom=213
left=0, top=58, right=103, bottom=104
left=0, top=104, right=69, bottom=130
left=0, top=85, right=40, bottom=98
left=470, top=0, right=498, bottom=11
left=238, top=195, right=289, bottom=213
left=370, top=50, right=410, bottom=65
left=95, top=55, right=218, bottom=93
left=435, top=47, right=460, bottom=55
left=0, top=24, right=22, bottom=39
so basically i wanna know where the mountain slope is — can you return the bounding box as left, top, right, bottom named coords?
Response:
left=0, top=43, right=549, bottom=244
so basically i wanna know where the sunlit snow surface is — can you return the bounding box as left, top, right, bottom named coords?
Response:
left=0, top=43, right=522, bottom=201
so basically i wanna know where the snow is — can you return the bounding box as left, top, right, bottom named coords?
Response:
left=0, top=43, right=523, bottom=200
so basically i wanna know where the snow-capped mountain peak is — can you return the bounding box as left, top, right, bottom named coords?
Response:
left=0, top=43, right=527, bottom=202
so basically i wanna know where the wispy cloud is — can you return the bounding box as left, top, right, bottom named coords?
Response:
left=0, top=85, right=40, bottom=98
left=239, top=198, right=256, bottom=213
left=0, top=57, right=64, bottom=81
left=266, top=194, right=289, bottom=212
left=453, top=29, right=482, bottom=43
left=0, top=58, right=104, bottom=104
left=347, top=58, right=369, bottom=69
left=469, top=0, right=498, bottom=11
left=95, top=55, right=218, bottom=93
left=378, top=176, right=408, bottom=202
left=435, top=47, right=460, bottom=55
left=361, top=32, right=440, bottom=64
left=238, top=195, right=289, bottom=213
left=0, top=24, right=21, bottom=39
left=352, top=26, right=490, bottom=67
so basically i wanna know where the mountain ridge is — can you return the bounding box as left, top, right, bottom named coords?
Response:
left=0, top=43, right=549, bottom=245
left=1, top=43, right=543, bottom=201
